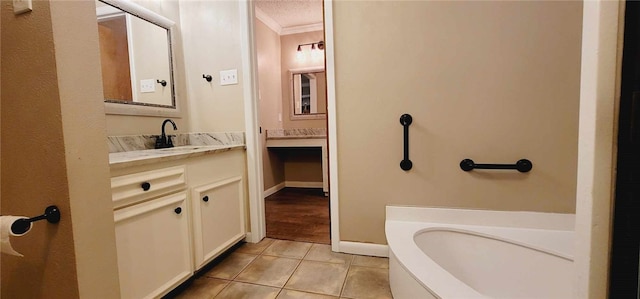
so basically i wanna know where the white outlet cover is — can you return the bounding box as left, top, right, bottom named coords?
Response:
left=220, top=69, right=238, bottom=86
left=140, top=79, right=155, bottom=93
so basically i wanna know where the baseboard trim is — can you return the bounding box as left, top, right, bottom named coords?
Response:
left=263, top=182, right=323, bottom=198
left=263, top=182, right=286, bottom=198
left=285, top=181, right=323, bottom=188
left=338, top=241, right=389, bottom=257
left=244, top=232, right=255, bottom=243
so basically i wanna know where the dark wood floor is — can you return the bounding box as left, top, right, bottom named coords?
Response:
left=265, top=187, right=330, bottom=244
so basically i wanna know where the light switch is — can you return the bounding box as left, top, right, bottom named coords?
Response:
left=220, top=69, right=238, bottom=86
left=13, top=0, right=32, bottom=14
left=140, top=79, right=155, bottom=93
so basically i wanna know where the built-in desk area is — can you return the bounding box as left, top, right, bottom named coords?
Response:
left=265, top=129, right=328, bottom=195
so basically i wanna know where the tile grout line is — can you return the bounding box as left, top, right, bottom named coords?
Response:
left=337, top=255, right=357, bottom=299
left=279, top=242, right=313, bottom=291
left=237, top=240, right=314, bottom=297
left=211, top=278, right=233, bottom=299
left=209, top=242, right=269, bottom=281
left=211, top=240, right=272, bottom=299
left=286, top=244, right=353, bottom=298
left=229, top=253, right=260, bottom=281
left=266, top=241, right=314, bottom=297
left=208, top=240, right=390, bottom=299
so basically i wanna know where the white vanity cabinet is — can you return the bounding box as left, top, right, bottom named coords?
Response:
left=110, top=148, right=247, bottom=298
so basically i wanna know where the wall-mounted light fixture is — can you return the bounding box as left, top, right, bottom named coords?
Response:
left=296, top=41, right=325, bottom=61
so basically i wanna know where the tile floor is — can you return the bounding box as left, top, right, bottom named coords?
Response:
left=173, top=238, right=393, bottom=299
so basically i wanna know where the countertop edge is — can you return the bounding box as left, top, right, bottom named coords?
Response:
left=265, top=136, right=327, bottom=140
left=109, top=145, right=246, bottom=170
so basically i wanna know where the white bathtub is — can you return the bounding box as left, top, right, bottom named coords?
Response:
left=385, top=206, right=575, bottom=299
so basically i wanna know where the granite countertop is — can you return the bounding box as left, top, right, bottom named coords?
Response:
left=109, top=144, right=246, bottom=169
left=265, top=128, right=326, bottom=139
left=267, top=135, right=326, bottom=139
left=107, top=132, right=246, bottom=169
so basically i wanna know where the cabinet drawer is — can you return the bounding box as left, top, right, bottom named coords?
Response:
left=114, top=191, right=192, bottom=299
left=111, top=165, right=186, bottom=209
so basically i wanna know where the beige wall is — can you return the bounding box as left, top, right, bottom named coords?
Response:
left=104, top=0, right=189, bottom=136
left=180, top=1, right=246, bottom=133
left=281, top=30, right=326, bottom=129
left=333, top=1, right=583, bottom=244
left=284, top=149, right=324, bottom=183
left=1, top=1, right=119, bottom=298
left=256, top=18, right=285, bottom=190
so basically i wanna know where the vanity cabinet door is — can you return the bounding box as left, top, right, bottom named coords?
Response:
left=114, top=191, right=192, bottom=299
left=191, top=177, right=245, bottom=269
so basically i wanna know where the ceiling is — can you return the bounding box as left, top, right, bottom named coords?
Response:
left=254, top=0, right=323, bottom=29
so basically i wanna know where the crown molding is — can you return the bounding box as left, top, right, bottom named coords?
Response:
left=255, top=7, right=323, bottom=36
left=281, top=23, right=324, bottom=35
left=255, top=6, right=283, bottom=35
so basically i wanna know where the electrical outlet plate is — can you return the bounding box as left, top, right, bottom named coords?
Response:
left=220, top=69, right=238, bottom=86
left=140, top=79, right=155, bottom=93
left=13, top=0, right=32, bottom=14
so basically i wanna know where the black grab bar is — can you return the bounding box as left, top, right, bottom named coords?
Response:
left=400, top=114, right=413, bottom=171
left=460, top=159, right=533, bottom=173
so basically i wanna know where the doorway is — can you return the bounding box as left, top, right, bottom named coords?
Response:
left=252, top=1, right=330, bottom=244
left=610, top=1, right=640, bottom=297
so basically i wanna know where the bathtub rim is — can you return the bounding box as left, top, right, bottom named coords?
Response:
left=387, top=220, right=487, bottom=298
left=386, top=205, right=575, bottom=230
left=385, top=206, right=575, bottom=299
left=415, top=226, right=574, bottom=261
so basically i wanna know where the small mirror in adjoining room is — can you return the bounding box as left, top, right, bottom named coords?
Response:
left=95, top=0, right=179, bottom=116
left=290, top=68, right=327, bottom=120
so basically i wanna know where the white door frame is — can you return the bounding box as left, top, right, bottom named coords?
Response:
left=324, top=0, right=341, bottom=252
left=240, top=0, right=341, bottom=249
left=240, top=0, right=266, bottom=243
left=575, top=0, right=622, bottom=297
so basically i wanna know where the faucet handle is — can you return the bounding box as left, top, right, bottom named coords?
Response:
left=153, top=135, right=166, bottom=149
left=166, top=135, right=175, bottom=147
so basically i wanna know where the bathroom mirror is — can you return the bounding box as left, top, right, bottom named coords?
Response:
left=290, top=68, right=327, bottom=120
left=96, top=0, right=180, bottom=117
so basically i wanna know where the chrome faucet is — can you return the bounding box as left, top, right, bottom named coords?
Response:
left=155, top=119, right=177, bottom=149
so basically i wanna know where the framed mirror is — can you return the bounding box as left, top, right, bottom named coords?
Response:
left=290, top=67, right=327, bottom=120
left=96, top=0, right=180, bottom=117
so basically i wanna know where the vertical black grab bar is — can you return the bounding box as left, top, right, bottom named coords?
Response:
left=400, top=114, right=413, bottom=171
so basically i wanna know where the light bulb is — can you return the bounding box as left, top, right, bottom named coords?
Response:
left=296, top=48, right=305, bottom=61
left=311, top=46, right=322, bottom=61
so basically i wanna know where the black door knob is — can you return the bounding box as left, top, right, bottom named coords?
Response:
left=174, top=207, right=182, bottom=214
left=141, top=182, right=151, bottom=191
left=203, top=196, right=209, bottom=202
